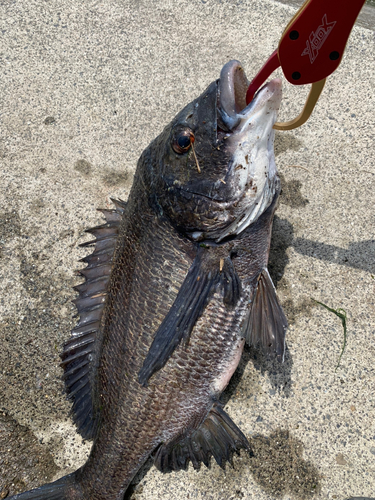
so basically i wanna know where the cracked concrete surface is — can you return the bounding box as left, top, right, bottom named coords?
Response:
left=0, top=0, right=374, bottom=498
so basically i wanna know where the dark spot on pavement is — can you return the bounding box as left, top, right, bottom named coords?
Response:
left=20, top=256, right=48, bottom=299
left=274, top=132, right=304, bottom=156
left=59, top=229, right=74, bottom=240
left=30, top=198, right=45, bottom=214
left=19, top=253, right=73, bottom=302
left=0, top=210, right=21, bottom=245
left=0, top=412, right=60, bottom=497
left=279, top=173, right=309, bottom=208
left=335, top=453, right=347, bottom=465
left=249, top=429, right=321, bottom=498
left=282, top=296, right=314, bottom=325
left=102, top=168, right=129, bottom=187
left=74, top=159, right=92, bottom=177
left=44, top=116, right=56, bottom=125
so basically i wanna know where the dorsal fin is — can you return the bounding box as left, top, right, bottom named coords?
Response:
left=154, top=403, right=250, bottom=472
left=60, top=198, right=126, bottom=439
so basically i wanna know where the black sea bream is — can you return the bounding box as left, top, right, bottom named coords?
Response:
left=10, top=60, right=287, bottom=500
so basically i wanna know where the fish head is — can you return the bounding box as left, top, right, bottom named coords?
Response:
left=149, top=60, right=282, bottom=242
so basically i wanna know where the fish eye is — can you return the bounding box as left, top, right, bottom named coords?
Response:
left=172, top=129, right=195, bottom=154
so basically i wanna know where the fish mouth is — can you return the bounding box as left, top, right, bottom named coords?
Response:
left=210, top=61, right=282, bottom=241
left=218, top=60, right=282, bottom=131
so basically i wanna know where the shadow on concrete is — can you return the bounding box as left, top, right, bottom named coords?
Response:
left=128, top=429, right=322, bottom=500
left=248, top=345, right=293, bottom=397
left=127, top=430, right=321, bottom=500
left=222, top=342, right=293, bottom=407
left=293, top=238, right=375, bottom=274
left=268, top=216, right=294, bottom=287
left=224, top=210, right=375, bottom=404
left=269, top=216, right=375, bottom=286
left=248, top=429, right=321, bottom=499
left=0, top=412, right=59, bottom=497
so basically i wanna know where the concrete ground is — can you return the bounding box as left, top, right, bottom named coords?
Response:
left=0, top=0, right=374, bottom=499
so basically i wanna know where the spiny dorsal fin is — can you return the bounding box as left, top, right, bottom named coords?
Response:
left=244, top=268, right=287, bottom=362
left=154, top=403, right=250, bottom=472
left=60, top=198, right=126, bottom=439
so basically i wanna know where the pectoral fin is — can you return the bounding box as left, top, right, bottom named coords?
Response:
left=138, top=249, right=241, bottom=386
left=244, top=268, right=287, bottom=361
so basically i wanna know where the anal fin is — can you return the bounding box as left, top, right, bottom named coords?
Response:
left=244, top=268, right=287, bottom=361
left=154, top=403, right=250, bottom=472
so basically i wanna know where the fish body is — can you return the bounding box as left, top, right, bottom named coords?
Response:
left=10, top=61, right=287, bottom=500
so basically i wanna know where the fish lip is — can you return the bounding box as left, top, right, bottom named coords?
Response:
left=218, top=60, right=282, bottom=130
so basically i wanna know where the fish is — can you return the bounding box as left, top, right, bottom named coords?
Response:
left=9, top=59, right=287, bottom=500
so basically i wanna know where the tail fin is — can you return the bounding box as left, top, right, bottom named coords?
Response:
left=7, top=472, right=81, bottom=500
